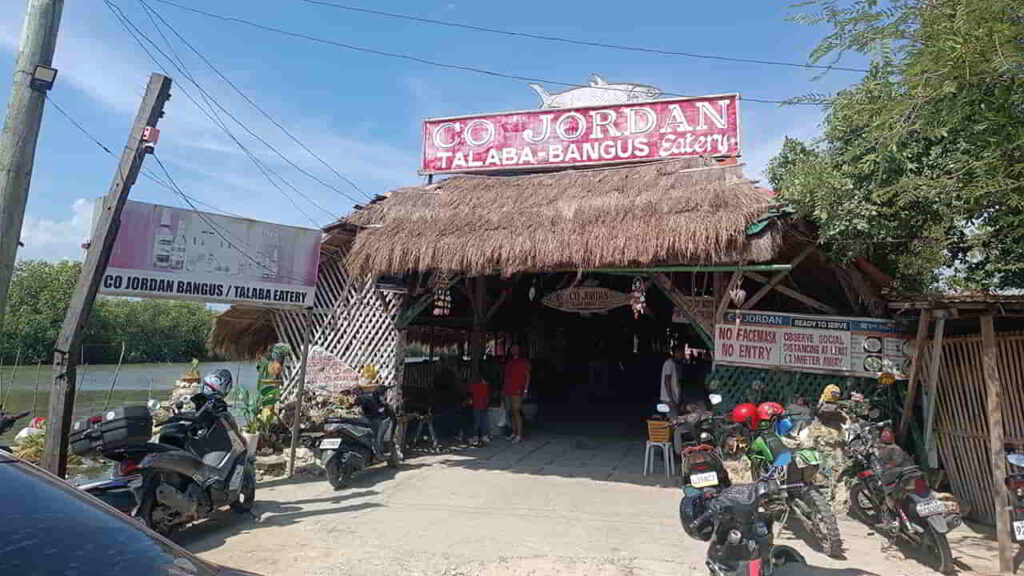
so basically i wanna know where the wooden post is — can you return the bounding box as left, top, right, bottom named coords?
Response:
left=981, top=314, right=1013, bottom=574
left=41, top=74, right=171, bottom=477
left=287, top=307, right=313, bottom=477
left=468, top=276, right=486, bottom=385
left=896, top=310, right=931, bottom=445
left=922, top=312, right=946, bottom=469
left=740, top=245, right=814, bottom=311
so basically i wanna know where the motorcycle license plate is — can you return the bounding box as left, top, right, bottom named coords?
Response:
left=1014, top=521, right=1024, bottom=541
left=690, top=471, right=718, bottom=488
left=916, top=500, right=945, bottom=517
left=319, top=438, right=342, bottom=450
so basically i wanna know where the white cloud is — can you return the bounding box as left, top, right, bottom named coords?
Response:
left=18, top=198, right=94, bottom=261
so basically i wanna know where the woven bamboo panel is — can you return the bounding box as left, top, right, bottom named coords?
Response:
left=275, top=250, right=404, bottom=399
left=924, top=332, right=1024, bottom=524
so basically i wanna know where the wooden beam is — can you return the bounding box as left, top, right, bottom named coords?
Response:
left=897, top=311, right=931, bottom=444
left=592, top=264, right=792, bottom=274
left=981, top=314, right=1013, bottom=574
left=715, top=271, right=742, bottom=327
left=743, top=271, right=838, bottom=315
left=651, top=273, right=713, bottom=348
left=42, top=74, right=172, bottom=477
left=468, top=277, right=486, bottom=384
left=922, top=313, right=946, bottom=469
left=484, top=285, right=511, bottom=323
left=741, top=246, right=814, bottom=310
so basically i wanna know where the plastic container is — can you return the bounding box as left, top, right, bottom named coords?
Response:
left=70, top=405, right=153, bottom=456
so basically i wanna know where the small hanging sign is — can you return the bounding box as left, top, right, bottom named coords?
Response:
left=541, top=286, right=630, bottom=314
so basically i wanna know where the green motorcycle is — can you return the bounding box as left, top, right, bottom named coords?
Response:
left=748, top=413, right=844, bottom=558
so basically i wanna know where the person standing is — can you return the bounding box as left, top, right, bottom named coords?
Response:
left=468, top=375, right=491, bottom=445
left=660, top=344, right=684, bottom=416
left=503, top=345, right=531, bottom=442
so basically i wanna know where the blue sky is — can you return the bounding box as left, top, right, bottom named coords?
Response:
left=0, top=0, right=866, bottom=262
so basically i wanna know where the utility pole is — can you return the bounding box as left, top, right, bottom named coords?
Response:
left=42, top=73, right=171, bottom=477
left=0, top=0, right=64, bottom=327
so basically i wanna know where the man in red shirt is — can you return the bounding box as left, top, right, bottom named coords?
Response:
left=469, top=376, right=491, bottom=445
left=503, top=346, right=531, bottom=442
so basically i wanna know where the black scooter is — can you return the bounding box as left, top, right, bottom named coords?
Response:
left=319, top=386, right=401, bottom=489
left=75, top=389, right=255, bottom=536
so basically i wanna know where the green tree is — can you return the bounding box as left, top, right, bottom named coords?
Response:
left=769, top=0, right=1024, bottom=291
left=1, top=260, right=218, bottom=364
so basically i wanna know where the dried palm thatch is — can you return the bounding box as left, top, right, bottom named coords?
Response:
left=209, top=305, right=277, bottom=360
left=346, top=157, right=782, bottom=276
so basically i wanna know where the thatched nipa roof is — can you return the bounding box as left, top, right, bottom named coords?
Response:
left=208, top=305, right=277, bottom=360
left=345, top=157, right=782, bottom=276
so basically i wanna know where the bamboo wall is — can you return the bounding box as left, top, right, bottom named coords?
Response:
left=922, top=331, right=1024, bottom=524
left=274, top=252, right=404, bottom=398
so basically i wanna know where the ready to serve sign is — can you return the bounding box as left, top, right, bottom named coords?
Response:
left=421, top=94, right=740, bottom=174
left=714, top=310, right=911, bottom=378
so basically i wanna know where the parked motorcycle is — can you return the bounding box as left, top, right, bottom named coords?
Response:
left=1005, top=445, right=1024, bottom=544
left=73, top=370, right=255, bottom=536
left=747, top=406, right=844, bottom=558
left=319, top=385, right=401, bottom=490
left=677, top=396, right=733, bottom=532
left=843, top=418, right=959, bottom=573
left=688, top=452, right=807, bottom=576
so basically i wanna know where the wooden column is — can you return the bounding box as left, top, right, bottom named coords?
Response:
left=922, top=312, right=946, bottom=469
left=287, top=307, right=313, bottom=477
left=468, top=277, right=486, bottom=385
left=897, top=310, right=931, bottom=445
left=981, top=314, right=1013, bottom=574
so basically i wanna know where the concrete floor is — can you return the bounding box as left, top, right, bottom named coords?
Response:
left=184, top=433, right=1005, bottom=576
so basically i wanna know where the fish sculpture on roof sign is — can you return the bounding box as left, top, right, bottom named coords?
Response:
left=421, top=75, right=740, bottom=175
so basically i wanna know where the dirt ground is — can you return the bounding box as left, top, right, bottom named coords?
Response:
left=181, top=435, right=1006, bottom=576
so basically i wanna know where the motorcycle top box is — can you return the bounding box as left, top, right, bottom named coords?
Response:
left=69, top=405, right=153, bottom=456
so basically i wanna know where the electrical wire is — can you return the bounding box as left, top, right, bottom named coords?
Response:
left=44, top=92, right=241, bottom=218
left=141, top=0, right=370, bottom=201
left=152, top=152, right=315, bottom=284
left=148, top=0, right=826, bottom=106
left=105, top=0, right=334, bottom=226
left=296, top=0, right=869, bottom=74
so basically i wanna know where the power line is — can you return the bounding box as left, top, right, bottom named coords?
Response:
left=149, top=0, right=826, bottom=106
left=152, top=152, right=314, bottom=284
left=105, top=0, right=333, bottom=226
left=45, top=92, right=241, bottom=218
left=140, top=0, right=370, bottom=202
left=297, top=0, right=869, bottom=74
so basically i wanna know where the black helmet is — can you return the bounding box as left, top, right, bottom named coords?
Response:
left=679, top=491, right=713, bottom=541
left=201, top=369, right=233, bottom=397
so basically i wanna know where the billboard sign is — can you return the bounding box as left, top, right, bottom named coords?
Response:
left=713, top=310, right=912, bottom=378
left=421, top=93, right=740, bottom=174
left=98, top=201, right=321, bottom=307
left=541, top=287, right=630, bottom=314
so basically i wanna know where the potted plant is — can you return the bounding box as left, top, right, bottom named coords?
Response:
left=235, top=383, right=280, bottom=456
left=182, top=358, right=201, bottom=385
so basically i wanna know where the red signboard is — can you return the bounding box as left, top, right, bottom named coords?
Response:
left=421, top=94, right=740, bottom=174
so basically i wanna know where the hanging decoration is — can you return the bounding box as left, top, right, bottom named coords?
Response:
left=630, top=276, right=647, bottom=319
left=528, top=278, right=537, bottom=302
left=432, top=272, right=452, bottom=316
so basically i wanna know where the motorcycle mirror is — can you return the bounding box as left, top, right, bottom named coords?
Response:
left=1008, top=454, right=1024, bottom=468
left=772, top=452, right=792, bottom=468
left=655, top=403, right=671, bottom=414
left=708, top=394, right=723, bottom=406
left=147, top=399, right=161, bottom=411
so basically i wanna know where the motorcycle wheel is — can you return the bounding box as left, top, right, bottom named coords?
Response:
left=325, top=455, right=354, bottom=490
left=920, top=524, right=955, bottom=574
left=230, top=464, right=256, bottom=513
left=848, top=482, right=882, bottom=526
left=137, top=484, right=180, bottom=539
left=802, top=488, right=843, bottom=558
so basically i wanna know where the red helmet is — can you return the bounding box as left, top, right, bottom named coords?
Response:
left=756, top=402, right=784, bottom=425
left=730, top=403, right=758, bottom=429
